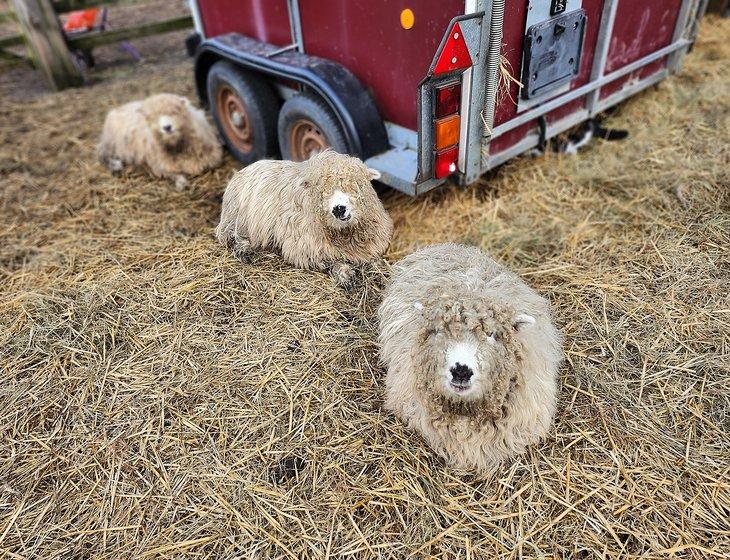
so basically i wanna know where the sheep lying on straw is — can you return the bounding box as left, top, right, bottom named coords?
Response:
left=215, top=150, right=393, bottom=286
left=378, top=243, right=563, bottom=472
left=98, top=93, right=222, bottom=189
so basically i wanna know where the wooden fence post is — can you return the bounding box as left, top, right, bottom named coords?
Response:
left=11, top=0, right=83, bottom=89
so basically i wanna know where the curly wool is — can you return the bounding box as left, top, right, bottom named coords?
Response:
left=378, top=243, right=563, bottom=472
left=97, top=93, right=222, bottom=181
left=414, top=297, right=521, bottom=425
left=215, top=150, right=393, bottom=270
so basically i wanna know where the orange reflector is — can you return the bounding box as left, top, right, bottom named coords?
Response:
left=434, top=114, right=460, bottom=150
left=400, top=8, right=415, bottom=30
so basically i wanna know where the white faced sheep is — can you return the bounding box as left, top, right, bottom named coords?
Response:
left=215, top=150, right=393, bottom=286
left=378, top=243, right=563, bottom=472
left=98, top=93, right=223, bottom=189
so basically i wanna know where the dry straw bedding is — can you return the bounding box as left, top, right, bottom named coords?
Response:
left=0, top=16, right=728, bottom=560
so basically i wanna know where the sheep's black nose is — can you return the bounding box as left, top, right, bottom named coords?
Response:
left=162, top=124, right=173, bottom=133
left=450, top=363, right=474, bottom=383
left=332, top=205, right=347, bottom=219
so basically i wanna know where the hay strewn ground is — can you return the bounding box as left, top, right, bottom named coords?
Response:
left=1, top=15, right=728, bottom=560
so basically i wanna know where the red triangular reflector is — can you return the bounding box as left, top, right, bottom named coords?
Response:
left=433, top=22, right=472, bottom=75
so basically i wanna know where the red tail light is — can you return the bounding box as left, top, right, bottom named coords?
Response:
left=434, top=146, right=459, bottom=178
left=433, top=22, right=472, bottom=75
left=435, top=81, right=461, bottom=118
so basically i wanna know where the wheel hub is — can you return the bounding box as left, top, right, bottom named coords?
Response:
left=289, top=119, right=330, bottom=161
left=217, top=85, right=253, bottom=153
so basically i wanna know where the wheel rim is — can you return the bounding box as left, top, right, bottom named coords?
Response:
left=289, top=119, right=330, bottom=161
left=216, top=85, right=253, bottom=153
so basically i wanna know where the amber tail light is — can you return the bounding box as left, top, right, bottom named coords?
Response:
left=434, top=114, right=460, bottom=150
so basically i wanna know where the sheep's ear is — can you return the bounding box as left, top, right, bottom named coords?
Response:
left=367, top=168, right=381, bottom=181
left=513, top=313, right=536, bottom=331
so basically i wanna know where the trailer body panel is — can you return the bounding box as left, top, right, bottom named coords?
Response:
left=196, top=0, right=291, bottom=45
left=191, top=0, right=706, bottom=195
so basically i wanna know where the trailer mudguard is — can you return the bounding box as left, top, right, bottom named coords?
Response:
left=193, top=33, right=389, bottom=161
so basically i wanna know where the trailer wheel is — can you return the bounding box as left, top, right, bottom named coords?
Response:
left=278, top=93, right=349, bottom=161
left=207, top=61, right=279, bottom=164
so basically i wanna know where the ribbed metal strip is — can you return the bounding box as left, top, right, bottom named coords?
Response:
left=479, top=0, right=505, bottom=167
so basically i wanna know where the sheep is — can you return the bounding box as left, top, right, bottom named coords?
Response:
left=378, top=243, right=563, bottom=472
left=215, top=150, right=393, bottom=286
left=98, top=93, right=222, bottom=189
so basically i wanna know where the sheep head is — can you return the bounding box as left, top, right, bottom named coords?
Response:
left=299, top=150, right=381, bottom=233
left=141, top=94, right=192, bottom=152
left=412, top=290, right=535, bottom=420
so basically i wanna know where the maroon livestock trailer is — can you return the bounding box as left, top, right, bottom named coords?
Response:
left=186, top=0, right=708, bottom=195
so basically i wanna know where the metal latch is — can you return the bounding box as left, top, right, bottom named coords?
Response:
left=521, top=9, right=587, bottom=100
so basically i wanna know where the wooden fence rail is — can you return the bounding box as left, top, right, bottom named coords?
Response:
left=0, top=33, right=24, bottom=48
left=67, top=14, right=190, bottom=51
left=0, top=0, right=192, bottom=88
left=53, top=0, right=150, bottom=13
left=0, top=10, right=17, bottom=22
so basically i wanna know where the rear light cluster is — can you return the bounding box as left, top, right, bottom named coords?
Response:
left=433, top=81, right=461, bottom=178
left=431, top=23, right=471, bottom=179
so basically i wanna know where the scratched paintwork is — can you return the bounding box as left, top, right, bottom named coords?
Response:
left=599, top=0, right=681, bottom=99
left=491, top=0, right=684, bottom=156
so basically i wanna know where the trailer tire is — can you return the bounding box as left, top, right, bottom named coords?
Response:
left=277, top=93, right=349, bottom=161
left=207, top=61, right=279, bottom=164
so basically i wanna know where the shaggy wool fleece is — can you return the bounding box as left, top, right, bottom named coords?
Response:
left=97, top=93, right=222, bottom=187
left=215, top=150, right=393, bottom=285
left=378, top=243, right=563, bottom=472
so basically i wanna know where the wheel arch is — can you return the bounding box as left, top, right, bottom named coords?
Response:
left=193, top=34, right=389, bottom=160
left=194, top=50, right=221, bottom=106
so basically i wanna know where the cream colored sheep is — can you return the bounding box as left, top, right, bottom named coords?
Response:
left=215, top=150, right=393, bottom=286
left=98, top=93, right=222, bottom=189
left=378, top=243, right=563, bottom=472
